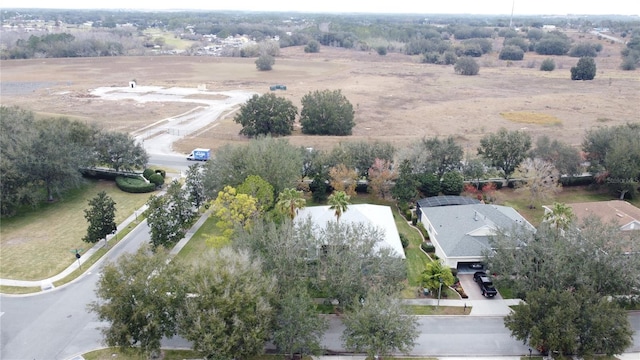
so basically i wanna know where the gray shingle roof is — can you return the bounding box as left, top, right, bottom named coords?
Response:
left=422, top=204, right=534, bottom=257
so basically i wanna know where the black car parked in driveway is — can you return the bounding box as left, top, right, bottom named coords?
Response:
left=473, top=271, right=498, bottom=298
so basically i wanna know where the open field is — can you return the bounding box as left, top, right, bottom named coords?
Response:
left=1, top=30, right=638, bottom=156
left=0, top=180, right=156, bottom=280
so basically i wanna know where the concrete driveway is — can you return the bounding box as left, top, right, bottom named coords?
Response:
left=458, top=274, right=503, bottom=301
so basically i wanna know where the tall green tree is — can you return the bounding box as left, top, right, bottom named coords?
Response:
left=400, top=136, right=463, bottom=178
left=271, top=284, right=329, bottom=359
left=146, top=192, right=186, bottom=251
left=238, top=174, right=275, bottom=212
left=89, top=246, right=182, bottom=358
left=478, top=128, right=532, bottom=180
left=392, top=159, right=419, bottom=204
left=505, top=288, right=632, bottom=357
left=341, top=289, right=418, bottom=358
left=313, top=221, right=407, bottom=308
left=440, top=171, right=464, bottom=195
left=95, top=131, right=148, bottom=172
left=582, top=123, right=640, bottom=199
left=300, top=89, right=355, bottom=136
left=341, top=140, right=396, bottom=177
left=184, top=163, right=206, bottom=208
left=176, top=248, right=276, bottom=360
left=255, top=54, right=275, bottom=71
left=328, top=190, right=350, bottom=222
left=233, top=93, right=297, bottom=137
left=530, top=135, right=581, bottom=176
left=0, top=106, right=38, bottom=216
left=83, top=191, right=117, bottom=244
left=26, top=117, right=90, bottom=202
left=570, top=56, right=597, bottom=80
left=275, top=188, right=306, bottom=220
left=203, top=136, right=303, bottom=196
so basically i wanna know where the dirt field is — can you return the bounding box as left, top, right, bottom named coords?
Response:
left=1, top=30, right=638, bottom=154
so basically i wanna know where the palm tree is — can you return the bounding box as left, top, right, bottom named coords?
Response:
left=276, top=188, right=306, bottom=220
left=421, top=260, right=455, bottom=295
left=544, top=202, right=574, bottom=236
left=327, top=190, right=350, bottom=223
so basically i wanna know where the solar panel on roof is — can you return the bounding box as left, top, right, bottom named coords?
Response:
left=417, top=195, right=481, bottom=208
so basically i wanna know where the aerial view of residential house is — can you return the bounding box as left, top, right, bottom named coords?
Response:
left=549, top=200, right=640, bottom=231
left=295, top=204, right=406, bottom=259
left=417, top=196, right=535, bottom=271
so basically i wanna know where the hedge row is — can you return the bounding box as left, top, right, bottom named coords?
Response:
left=116, top=176, right=156, bottom=193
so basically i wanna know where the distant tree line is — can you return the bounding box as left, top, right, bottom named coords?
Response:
left=0, top=106, right=147, bottom=217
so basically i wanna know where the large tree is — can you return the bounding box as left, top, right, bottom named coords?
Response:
left=478, top=128, right=532, bottom=180
left=210, top=185, right=259, bottom=244
left=300, top=89, right=355, bottom=136
left=400, top=136, right=463, bottom=178
left=0, top=106, right=38, bottom=215
left=570, top=56, right=596, bottom=80
left=233, top=93, right=297, bottom=137
left=582, top=123, right=640, bottom=199
left=339, top=140, right=396, bottom=178
left=89, top=246, right=182, bottom=358
left=145, top=181, right=195, bottom=251
left=313, top=221, right=406, bottom=307
left=271, top=284, right=329, bottom=358
left=237, top=174, right=275, bottom=213
left=184, top=163, right=206, bottom=208
left=26, top=117, right=91, bottom=202
left=341, top=289, right=418, bottom=358
left=487, top=218, right=640, bottom=301
left=529, top=135, right=582, bottom=176
left=514, top=158, right=561, bottom=209
left=83, top=191, right=117, bottom=244
left=95, top=131, right=148, bottom=172
left=505, top=288, right=632, bottom=357
left=203, top=136, right=303, bottom=196
left=392, top=159, right=419, bottom=204
left=175, top=248, right=276, bottom=360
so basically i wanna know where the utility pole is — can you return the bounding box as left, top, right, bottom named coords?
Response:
left=509, top=0, right=515, bottom=29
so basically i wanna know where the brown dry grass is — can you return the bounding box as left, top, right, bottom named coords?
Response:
left=1, top=30, right=638, bottom=156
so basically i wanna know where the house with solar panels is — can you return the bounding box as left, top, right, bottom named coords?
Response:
left=416, top=196, right=535, bottom=271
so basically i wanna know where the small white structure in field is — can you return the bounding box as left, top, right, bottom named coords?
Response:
left=129, top=80, right=137, bottom=88
left=198, top=83, right=207, bottom=90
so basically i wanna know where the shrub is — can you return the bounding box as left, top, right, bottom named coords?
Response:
left=304, top=40, right=320, bottom=53
left=142, top=168, right=155, bottom=180
left=454, top=57, right=479, bottom=75
left=499, top=46, right=524, bottom=61
left=411, top=214, right=418, bottom=226
left=399, top=233, right=409, bottom=248
left=451, top=268, right=458, bottom=277
left=540, top=58, right=556, bottom=71
left=503, top=37, right=528, bottom=52
left=422, top=51, right=441, bottom=64
left=255, top=54, right=275, bottom=71
left=569, top=42, right=598, bottom=57
left=376, top=46, right=387, bottom=55
left=421, top=242, right=435, bottom=253
left=621, top=56, right=637, bottom=70
left=570, top=57, right=596, bottom=80
left=115, top=176, right=156, bottom=193
left=405, top=209, right=413, bottom=221
left=148, top=173, right=165, bottom=187
left=416, top=222, right=429, bottom=239
left=443, top=50, right=457, bottom=65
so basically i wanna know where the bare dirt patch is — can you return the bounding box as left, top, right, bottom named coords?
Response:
left=1, top=31, right=638, bottom=152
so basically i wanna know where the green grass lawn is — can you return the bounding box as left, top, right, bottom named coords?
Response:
left=404, top=304, right=470, bottom=315
left=0, top=180, right=156, bottom=280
